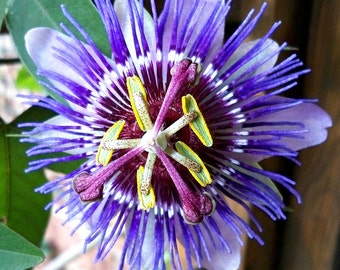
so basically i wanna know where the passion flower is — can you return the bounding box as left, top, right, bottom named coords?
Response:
left=20, top=0, right=331, bottom=269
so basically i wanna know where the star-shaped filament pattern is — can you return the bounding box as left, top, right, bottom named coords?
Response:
left=94, top=60, right=214, bottom=222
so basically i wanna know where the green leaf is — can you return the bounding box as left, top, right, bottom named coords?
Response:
left=0, top=0, right=12, bottom=24
left=6, top=0, right=110, bottom=96
left=0, top=223, right=44, bottom=270
left=15, top=65, right=44, bottom=92
left=0, top=106, right=55, bottom=247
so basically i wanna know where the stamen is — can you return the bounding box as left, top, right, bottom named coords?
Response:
left=101, top=138, right=141, bottom=150
left=127, top=76, right=153, bottom=131
left=182, top=94, right=213, bottom=147
left=161, top=111, right=197, bottom=137
left=175, top=141, right=212, bottom=187
left=164, top=146, right=201, bottom=172
left=137, top=152, right=157, bottom=209
left=96, top=120, right=125, bottom=166
left=141, top=153, right=157, bottom=195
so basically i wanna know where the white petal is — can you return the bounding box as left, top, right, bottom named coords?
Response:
left=225, top=39, right=280, bottom=83
left=175, top=213, right=241, bottom=269
left=229, top=97, right=332, bottom=163
left=140, top=213, right=156, bottom=269
left=257, top=97, right=332, bottom=151
left=39, top=115, right=80, bottom=138
left=161, top=0, right=226, bottom=63
left=124, top=210, right=158, bottom=269
left=25, top=28, right=92, bottom=95
left=114, top=0, right=156, bottom=62
left=200, top=215, right=241, bottom=270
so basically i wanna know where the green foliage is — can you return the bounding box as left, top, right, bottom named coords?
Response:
left=0, top=0, right=12, bottom=24
left=6, top=0, right=110, bottom=98
left=0, top=222, right=44, bottom=270
left=0, top=107, right=55, bottom=247
left=0, top=0, right=113, bottom=266
left=15, top=66, right=44, bottom=92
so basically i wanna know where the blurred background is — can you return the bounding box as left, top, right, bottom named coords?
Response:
left=229, top=1, right=340, bottom=270
left=0, top=0, right=339, bottom=269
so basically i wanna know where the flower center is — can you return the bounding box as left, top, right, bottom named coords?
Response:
left=73, top=59, right=215, bottom=224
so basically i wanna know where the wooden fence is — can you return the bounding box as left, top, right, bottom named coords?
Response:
left=230, top=1, right=339, bottom=270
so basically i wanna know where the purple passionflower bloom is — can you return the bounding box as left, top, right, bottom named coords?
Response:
left=21, top=0, right=331, bottom=269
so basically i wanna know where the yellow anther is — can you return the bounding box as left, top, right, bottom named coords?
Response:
left=96, top=120, right=125, bottom=166
left=175, top=141, right=212, bottom=187
left=182, top=94, right=213, bottom=147
left=137, top=165, right=156, bottom=210
left=127, top=76, right=153, bottom=131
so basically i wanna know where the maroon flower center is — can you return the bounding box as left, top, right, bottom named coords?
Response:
left=73, top=59, right=216, bottom=224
